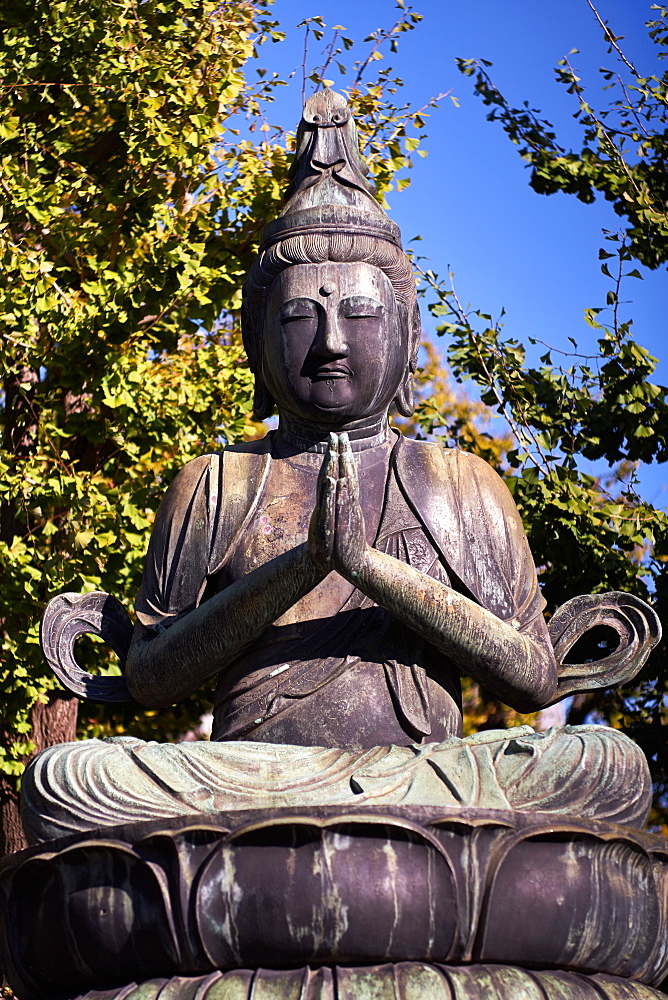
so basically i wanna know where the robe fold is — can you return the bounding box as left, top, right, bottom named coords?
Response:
left=134, top=433, right=550, bottom=745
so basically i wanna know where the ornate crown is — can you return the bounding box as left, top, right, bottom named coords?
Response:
left=259, top=89, right=402, bottom=252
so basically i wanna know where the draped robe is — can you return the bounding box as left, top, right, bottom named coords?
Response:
left=21, top=432, right=653, bottom=843
left=134, top=432, right=549, bottom=747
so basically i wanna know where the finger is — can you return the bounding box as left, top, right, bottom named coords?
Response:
left=333, top=476, right=367, bottom=576
left=325, top=475, right=337, bottom=512
left=335, top=474, right=348, bottom=506
left=337, top=431, right=349, bottom=479
left=324, top=475, right=337, bottom=558
left=318, top=434, right=339, bottom=494
left=338, top=433, right=360, bottom=505
left=334, top=479, right=350, bottom=563
left=319, top=472, right=337, bottom=522
left=309, top=471, right=337, bottom=567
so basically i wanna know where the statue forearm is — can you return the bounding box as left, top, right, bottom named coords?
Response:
left=125, top=542, right=323, bottom=708
left=348, top=548, right=558, bottom=712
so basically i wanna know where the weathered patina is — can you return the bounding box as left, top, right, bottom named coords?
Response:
left=3, top=807, right=668, bottom=1000
left=28, top=90, right=659, bottom=834
left=4, top=89, right=665, bottom=1000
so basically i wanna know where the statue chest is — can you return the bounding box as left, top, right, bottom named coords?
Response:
left=220, top=448, right=391, bottom=624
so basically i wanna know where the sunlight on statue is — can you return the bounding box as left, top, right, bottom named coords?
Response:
left=24, top=89, right=660, bottom=844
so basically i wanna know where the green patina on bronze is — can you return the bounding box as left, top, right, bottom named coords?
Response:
left=3, top=90, right=666, bottom=1000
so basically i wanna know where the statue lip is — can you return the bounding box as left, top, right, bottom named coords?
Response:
left=311, top=364, right=353, bottom=380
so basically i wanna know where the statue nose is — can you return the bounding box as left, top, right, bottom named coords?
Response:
left=314, top=313, right=349, bottom=359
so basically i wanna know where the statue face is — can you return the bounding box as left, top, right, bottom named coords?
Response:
left=262, top=262, right=405, bottom=426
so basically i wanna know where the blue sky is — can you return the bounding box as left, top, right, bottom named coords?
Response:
left=251, top=0, right=667, bottom=506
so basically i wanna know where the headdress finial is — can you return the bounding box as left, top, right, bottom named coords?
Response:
left=259, top=90, right=402, bottom=252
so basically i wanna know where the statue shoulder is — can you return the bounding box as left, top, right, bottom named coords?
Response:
left=135, top=454, right=221, bottom=627
left=395, top=437, right=540, bottom=623
left=155, top=436, right=271, bottom=537
left=165, top=436, right=272, bottom=562
left=153, top=454, right=221, bottom=528
left=396, top=436, right=510, bottom=504
left=135, top=439, right=272, bottom=627
left=223, top=435, right=271, bottom=457
left=221, top=435, right=272, bottom=496
left=161, top=435, right=269, bottom=496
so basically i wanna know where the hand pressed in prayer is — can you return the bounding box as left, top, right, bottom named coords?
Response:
left=308, top=434, right=337, bottom=575
left=332, top=433, right=369, bottom=580
left=308, top=433, right=369, bottom=580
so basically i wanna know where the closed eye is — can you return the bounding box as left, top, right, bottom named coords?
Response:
left=339, top=295, right=383, bottom=320
left=280, top=298, right=318, bottom=324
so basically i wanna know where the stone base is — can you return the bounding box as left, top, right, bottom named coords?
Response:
left=2, top=806, right=667, bottom=1000
left=71, top=966, right=666, bottom=1000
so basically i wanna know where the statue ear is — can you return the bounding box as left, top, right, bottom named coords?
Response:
left=394, top=368, right=415, bottom=417
left=252, top=377, right=276, bottom=421
left=393, top=301, right=420, bottom=417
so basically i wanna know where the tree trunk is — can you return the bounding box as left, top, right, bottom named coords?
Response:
left=0, top=691, right=78, bottom=855
left=2, top=367, right=39, bottom=457
left=0, top=771, right=24, bottom=858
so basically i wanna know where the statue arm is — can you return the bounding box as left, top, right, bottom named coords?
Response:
left=126, top=448, right=337, bottom=709
left=347, top=549, right=557, bottom=712
left=126, top=542, right=323, bottom=707
left=328, top=435, right=557, bottom=713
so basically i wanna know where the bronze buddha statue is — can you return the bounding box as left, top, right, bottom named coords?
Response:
left=22, top=89, right=659, bottom=844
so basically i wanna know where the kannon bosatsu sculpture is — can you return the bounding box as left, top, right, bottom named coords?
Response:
left=5, top=91, right=668, bottom=1000
left=22, top=88, right=657, bottom=838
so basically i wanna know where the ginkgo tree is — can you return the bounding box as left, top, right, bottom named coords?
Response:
left=3, top=0, right=667, bottom=864
left=0, top=0, right=447, bottom=854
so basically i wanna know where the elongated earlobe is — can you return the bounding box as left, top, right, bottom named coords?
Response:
left=394, top=368, right=416, bottom=417
left=253, top=378, right=276, bottom=421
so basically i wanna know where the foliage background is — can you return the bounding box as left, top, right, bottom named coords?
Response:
left=0, top=0, right=455, bottom=775
left=1, top=0, right=666, bottom=840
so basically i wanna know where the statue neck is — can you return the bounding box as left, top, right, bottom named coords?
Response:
left=275, top=412, right=391, bottom=455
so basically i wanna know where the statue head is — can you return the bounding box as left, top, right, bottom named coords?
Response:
left=242, top=89, right=421, bottom=425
